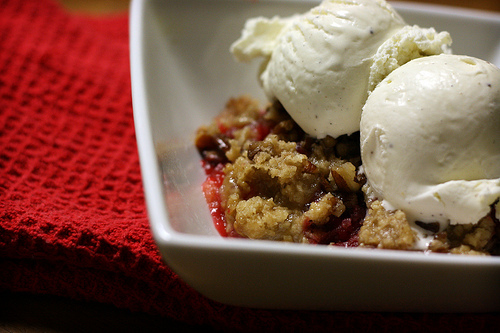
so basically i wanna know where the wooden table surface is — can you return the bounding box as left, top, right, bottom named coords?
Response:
left=402, top=0, right=500, bottom=12
left=2, top=0, right=499, bottom=332
left=57, top=0, right=500, bottom=14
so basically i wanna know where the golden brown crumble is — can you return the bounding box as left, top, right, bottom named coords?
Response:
left=196, top=95, right=499, bottom=254
left=428, top=215, right=496, bottom=255
left=358, top=200, right=417, bottom=250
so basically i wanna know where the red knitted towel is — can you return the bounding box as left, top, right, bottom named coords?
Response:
left=0, top=0, right=497, bottom=332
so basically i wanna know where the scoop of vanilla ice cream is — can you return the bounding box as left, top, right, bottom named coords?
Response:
left=231, top=0, right=452, bottom=138
left=260, top=0, right=406, bottom=138
left=230, top=15, right=298, bottom=62
left=360, top=54, right=500, bottom=227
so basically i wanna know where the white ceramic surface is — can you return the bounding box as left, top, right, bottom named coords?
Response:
left=130, top=0, right=500, bottom=312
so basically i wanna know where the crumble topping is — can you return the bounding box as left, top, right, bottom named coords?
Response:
left=428, top=215, right=498, bottom=255
left=358, top=200, right=417, bottom=250
left=195, top=96, right=499, bottom=255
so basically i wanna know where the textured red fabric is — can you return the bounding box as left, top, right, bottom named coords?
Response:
left=0, top=0, right=498, bottom=332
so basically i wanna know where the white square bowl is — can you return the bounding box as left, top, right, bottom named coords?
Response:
left=130, top=0, right=500, bottom=311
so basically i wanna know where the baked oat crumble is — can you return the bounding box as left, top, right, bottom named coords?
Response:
left=195, top=96, right=500, bottom=255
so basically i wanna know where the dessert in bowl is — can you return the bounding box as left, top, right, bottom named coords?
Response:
left=130, top=0, right=500, bottom=311
left=196, top=0, right=499, bottom=255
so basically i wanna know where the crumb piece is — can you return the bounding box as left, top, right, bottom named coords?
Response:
left=462, top=216, right=495, bottom=250
left=359, top=200, right=416, bottom=250
left=234, top=197, right=305, bottom=242
left=304, top=193, right=345, bottom=225
left=331, top=162, right=361, bottom=192
left=427, top=215, right=495, bottom=255
left=449, top=245, right=489, bottom=256
left=427, top=232, right=450, bottom=253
